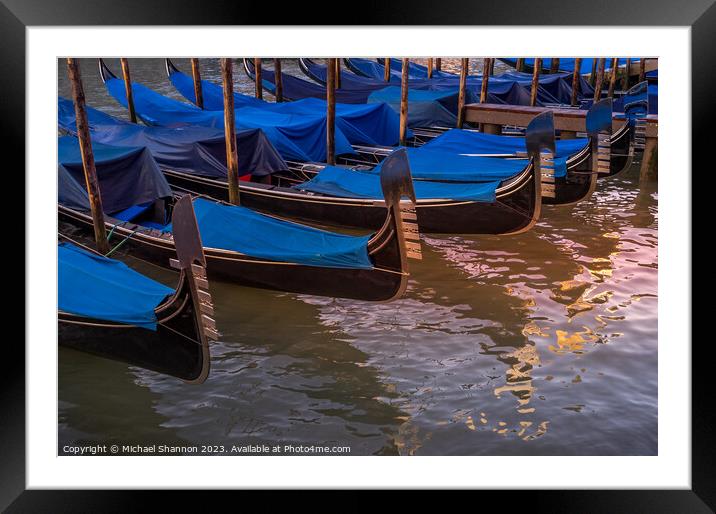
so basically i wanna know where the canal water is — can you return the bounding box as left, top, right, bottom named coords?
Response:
left=57, top=58, right=658, bottom=456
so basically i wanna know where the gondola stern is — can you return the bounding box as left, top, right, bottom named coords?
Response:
left=525, top=111, right=556, bottom=207
left=587, top=98, right=614, bottom=175
left=165, top=58, right=180, bottom=78
left=170, top=195, right=217, bottom=384
left=98, top=58, right=117, bottom=84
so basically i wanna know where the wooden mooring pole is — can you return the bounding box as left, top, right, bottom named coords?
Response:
left=515, top=58, right=525, bottom=72
left=221, top=58, right=240, bottom=205
left=326, top=58, right=337, bottom=165
left=254, top=58, right=263, bottom=100
left=530, top=58, right=542, bottom=107
left=274, top=59, right=283, bottom=102
left=589, top=59, right=597, bottom=85
left=622, top=58, right=632, bottom=90
left=570, top=58, right=582, bottom=106
left=639, top=58, right=646, bottom=82
left=120, top=58, right=137, bottom=123
left=550, top=58, right=560, bottom=74
left=435, top=58, right=442, bottom=71
left=334, top=58, right=342, bottom=90
left=66, top=58, right=109, bottom=254
left=190, top=58, right=203, bottom=109
left=427, top=58, right=434, bottom=78
left=399, top=58, right=410, bottom=145
left=607, top=58, right=619, bottom=98
left=456, top=58, right=468, bottom=129
left=593, top=58, right=606, bottom=102
left=384, top=58, right=391, bottom=82
left=480, top=58, right=490, bottom=103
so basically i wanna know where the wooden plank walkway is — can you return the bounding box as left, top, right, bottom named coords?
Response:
left=464, top=103, right=658, bottom=179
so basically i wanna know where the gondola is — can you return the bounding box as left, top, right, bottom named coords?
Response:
left=245, top=59, right=633, bottom=187
left=58, top=134, right=421, bottom=301
left=95, top=60, right=548, bottom=235
left=59, top=195, right=216, bottom=383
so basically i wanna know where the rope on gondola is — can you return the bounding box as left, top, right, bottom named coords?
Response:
left=105, top=227, right=138, bottom=257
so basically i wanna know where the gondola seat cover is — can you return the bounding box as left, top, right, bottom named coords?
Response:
left=58, top=98, right=288, bottom=179
left=168, top=69, right=407, bottom=146
left=58, top=136, right=172, bottom=215
left=103, top=77, right=355, bottom=162
left=168, top=198, right=374, bottom=270
left=58, top=242, right=173, bottom=330
left=422, top=129, right=586, bottom=178
left=296, top=166, right=501, bottom=202
left=367, top=87, right=475, bottom=128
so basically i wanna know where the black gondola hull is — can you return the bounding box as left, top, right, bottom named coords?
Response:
left=162, top=169, right=538, bottom=235
left=58, top=278, right=209, bottom=383
left=58, top=207, right=407, bottom=302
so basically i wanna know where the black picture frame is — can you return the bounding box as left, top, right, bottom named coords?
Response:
left=7, top=0, right=709, bottom=507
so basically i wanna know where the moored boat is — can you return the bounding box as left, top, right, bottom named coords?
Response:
left=59, top=195, right=216, bottom=383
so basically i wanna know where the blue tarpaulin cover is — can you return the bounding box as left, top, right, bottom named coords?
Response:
left=296, top=166, right=501, bottom=202
left=168, top=69, right=407, bottom=145
left=166, top=198, right=374, bottom=269
left=58, top=136, right=172, bottom=214
left=58, top=242, right=173, bottom=330
left=58, top=97, right=288, bottom=178
left=500, top=58, right=634, bottom=75
left=422, top=129, right=587, bottom=178
left=104, top=77, right=355, bottom=162
left=343, top=58, right=594, bottom=106
left=367, top=86, right=477, bottom=128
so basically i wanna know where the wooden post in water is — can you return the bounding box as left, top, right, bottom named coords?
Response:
left=593, top=58, right=606, bottom=102
left=427, top=58, right=433, bottom=79
left=480, top=58, right=490, bottom=103
left=639, top=58, right=646, bottom=82
left=607, top=58, right=619, bottom=98
left=384, top=58, right=391, bottom=82
left=190, top=58, right=203, bottom=109
left=530, top=58, right=542, bottom=107
left=66, top=58, right=109, bottom=254
left=326, top=58, right=337, bottom=165
left=274, top=59, right=283, bottom=102
left=334, top=58, right=342, bottom=90
left=221, top=58, right=240, bottom=206
left=622, top=58, right=632, bottom=90
left=456, top=58, right=468, bottom=129
left=435, top=58, right=442, bottom=71
left=516, top=58, right=525, bottom=72
left=120, top=58, right=137, bottom=123
left=589, top=59, right=597, bottom=85
left=254, top=58, right=263, bottom=100
left=399, top=58, right=410, bottom=144
left=550, top=58, right=560, bottom=74
left=570, top=57, right=582, bottom=106
left=488, top=58, right=495, bottom=75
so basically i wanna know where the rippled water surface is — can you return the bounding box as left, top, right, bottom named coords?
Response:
left=58, top=58, right=658, bottom=455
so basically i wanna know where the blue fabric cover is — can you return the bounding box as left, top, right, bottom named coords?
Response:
left=296, top=166, right=501, bottom=202
left=167, top=198, right=374, bottom=270
left=168, top=69, right=407, bottom=145
left=104, top=77, right=355, bottom=162
left=58, top=97, right=288, bottom=178
left=500, top=58, right=633, bottom=75
left=367, top=86, right=477, bottom=128
left=422, top=129, right=586, bottom=178
left=58, top=242, right=173, bottom=330
left=343, top=58, right=594, bottom=106
left=58, top=136, right=172, bottom=214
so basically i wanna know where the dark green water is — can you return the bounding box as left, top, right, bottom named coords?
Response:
left=57, top=58, right=657, bottom=456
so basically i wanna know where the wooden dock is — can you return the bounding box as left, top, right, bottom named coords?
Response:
left=464, top=103, right=658, bottom=179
